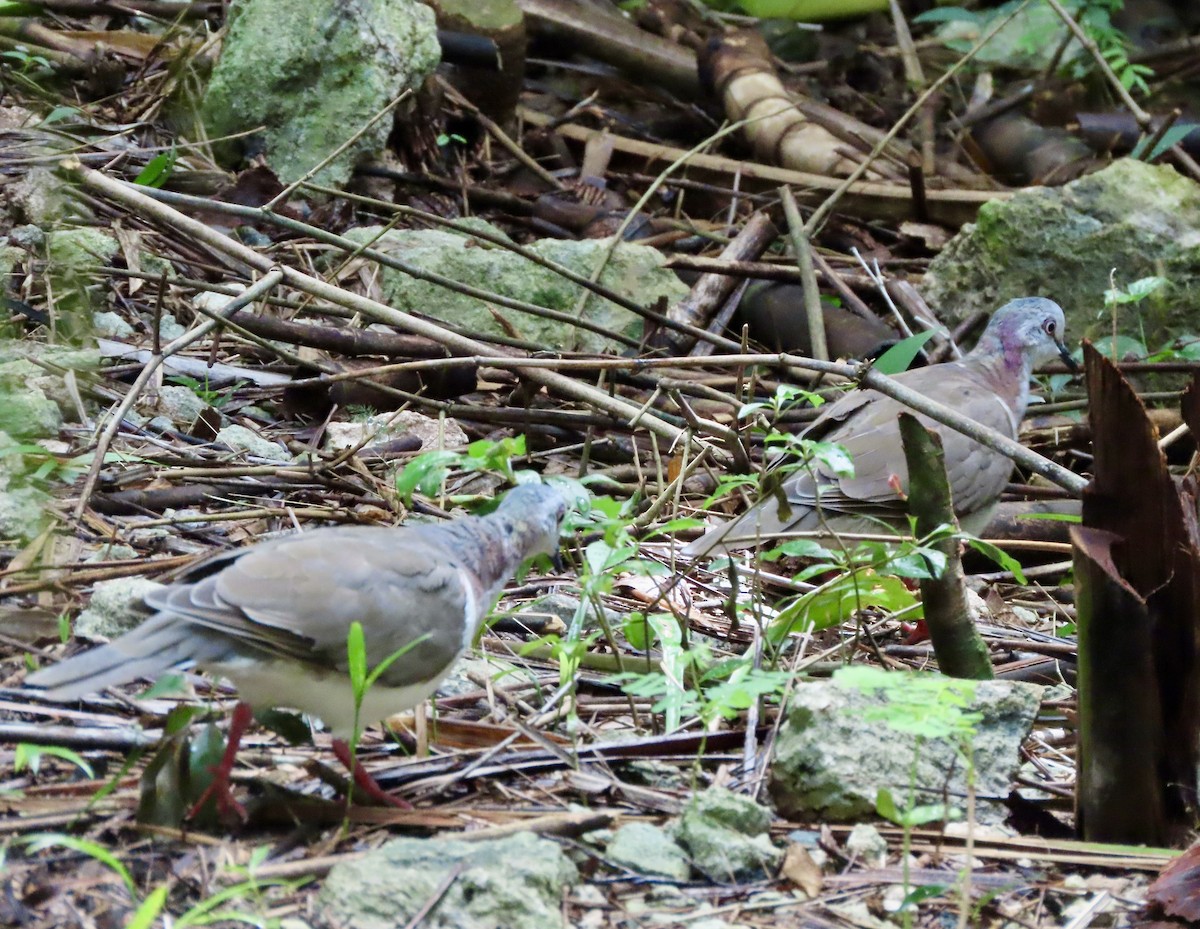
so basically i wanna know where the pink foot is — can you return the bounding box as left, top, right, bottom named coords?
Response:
left=331, top=738, right=412, bottom=809
left=186, top=701, right=253, bottom=823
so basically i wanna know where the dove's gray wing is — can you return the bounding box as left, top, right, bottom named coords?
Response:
left=787, top=362, right=1018, bottom=517
left=165, top=525, right=478, bottom=688
left=27, top=526, right=476, bottom=699
left=686, top=363, right=1020, bottom=550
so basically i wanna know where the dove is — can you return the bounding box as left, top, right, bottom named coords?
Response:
left=27, top=482, right=568, bottom=817
left=683, top=297, right=1073, bottom=556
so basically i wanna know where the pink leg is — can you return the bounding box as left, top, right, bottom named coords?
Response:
left=331, top=738, right=413, bottom=809
left=187, top=701, right=253, bottom=822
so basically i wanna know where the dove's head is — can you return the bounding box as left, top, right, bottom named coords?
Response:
left=975, top=296, right=1074, bottom=373
left=497, top=482, right=569, bottom=559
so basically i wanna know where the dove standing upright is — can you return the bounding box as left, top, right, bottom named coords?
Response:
left=683, top=297, right=1073, bottom=556
left=27, top=483, right=568, bottom=816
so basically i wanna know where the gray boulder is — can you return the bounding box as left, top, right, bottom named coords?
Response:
left=318, top=831, right=577, bottom=929
left=769, top=672, right=1043, bottom=825
left=924, top=158, right=1200, bottom=349
left=200, top=0, right=440, bottom=187
left=74, top=577, right=163, bottom=639
left=606, top=821, right=691, bottom=880
left=343, top=223, right=687, bottom=354
left=674, top=786, right=782, bottom=882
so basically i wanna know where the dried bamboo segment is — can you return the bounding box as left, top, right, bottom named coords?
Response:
left=1073, top=347, right=1200, bottom=846
left=700, top=30, right=878, bottom=178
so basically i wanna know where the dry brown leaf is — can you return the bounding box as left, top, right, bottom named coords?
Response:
left=781, top=843, right=824, bottom=898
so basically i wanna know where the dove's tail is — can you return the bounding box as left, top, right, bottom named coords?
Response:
left=680, top=517, right=736, bottom=559
left=25, top=613, right=208, bottom=702
left=681, top=497, right=787, bottom=559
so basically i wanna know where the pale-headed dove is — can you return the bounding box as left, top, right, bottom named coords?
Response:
left=27, top=482, right=567, bottom=813
left=683, top=297, right=1072, bottom=556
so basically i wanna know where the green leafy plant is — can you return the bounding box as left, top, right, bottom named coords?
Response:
left=345, top=620, right=430, bottom=766
left=561, top=495, right=668, bottom=683
left=167, top=374, right=234, bottom=408
left=736, top=383, right=825, bottom=422
left=125, top=886, right=169, bottom=929
left=1104, top=274, right=1167, bottom=310
left=1093, top=274, right=1168, bottom=365
left=345, top=403, right=378, bottom=422
left=714, top=377, right=1029, bottom=646
left=702, top=384, right=833, bottom=515
left=700, top=0, right=886, bottom=20
left=22, top=830, right=307, bottom=927
left=554, top=487, right=795, bottom=732
left=14, top=743, right=95, bottom=779
left=612, top=626, right=790, bottom=732
left=394, top=435, right=532, bottom=505
left=915, top=1, right=1152, bottom=95
left=0, top=437, right=90, bottom=491
left=1132, top=123, right=1199, bottom=162
left=512, top=492, right=669, bottom=720
left=171, top=845, right=311, bottom=927
left=0, top=46, right=52, bottom=74
left=21, top=833, right=140, bottom=899
left=1075, top=0, right=1153, bottom=95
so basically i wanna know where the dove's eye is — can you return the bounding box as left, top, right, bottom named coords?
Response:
left=1044, top=320, right=1057, bottom=335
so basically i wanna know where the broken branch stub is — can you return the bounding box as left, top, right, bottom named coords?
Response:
left=898, top=412, right=993, bottom=681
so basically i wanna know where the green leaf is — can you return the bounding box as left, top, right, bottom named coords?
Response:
left=39, top=105, right=81, bottom=125
left=254, top=708, right=311, bottom=745
left=771, top=572, right=919, bottom=639
left=1132, top=124, right=1198, bottom=161
left=702, top=474, right=759, bottom=508
left=1093, top=334, right=1147, bottom=361
left=346, top=621, right=367, bottom=694
left=886, top=545, right=946, bottom=580
left=140, top=672, right=189, bottom=699
left=703, top=667, right=791, bottom=717
left=621, top=612, right=655, bottom=651
left=125, top=885, right=168, bottom=929
left=736, top=0, right=888, bottom=18
left=363, top=634, right=431, bottom=690
left=23, top=834, right=138, bottom=899
left=912, top=6, right=979, bottom=24
left=465, top=435, right=526, bottom=478
left=763, top=538, right=837, bottom=561
left=898, top=801, right=960, bottom=827
left=1125, top=276, right=1169, bottom=302
left=1015, top=511, right=1080, bottom=522
left=14, top=743, right=94, bottom=779
left=835, top=665, right=981, bottom=739
left=394, top=449, right=461, bottom=502
left=517, top=632, right=561, bottom=656
left=644, top=516, right=706, bottom=540
left=871, top=329, right=938, bottom=376
left=163, top=703, right=204, bottom=736
left=134, top=149, right=177, bottom=188
left=806, top=440, right=855, bottom=477
left=875, top=787, right=901, bottom=822
left=900, top=883, right=953, bottom=908
left=964, top=537, right=1027, bottom=584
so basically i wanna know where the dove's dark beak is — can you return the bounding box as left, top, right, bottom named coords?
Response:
left=551, top=549, right=565, bottom=573
left=1057, top=340, right=1080, bottom=372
